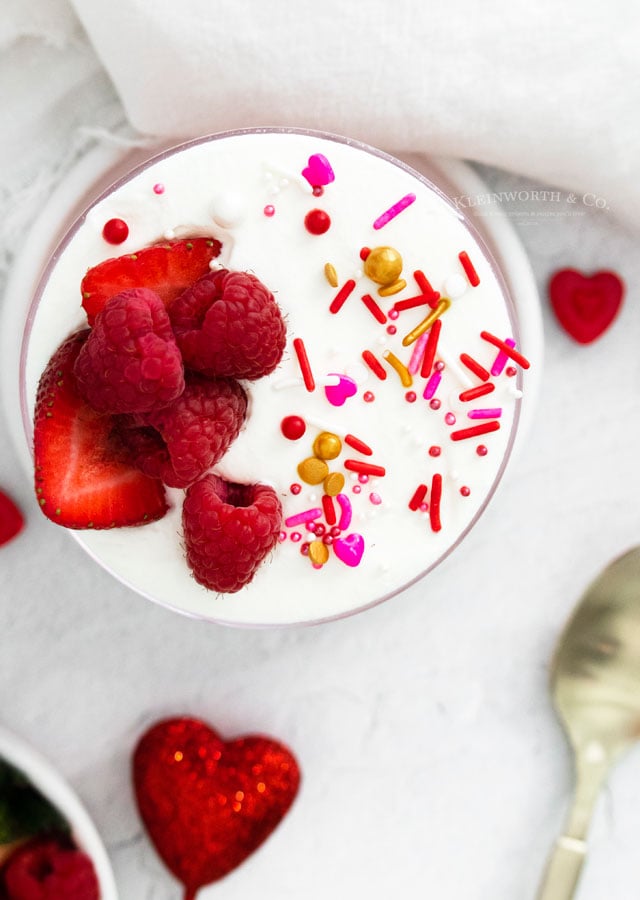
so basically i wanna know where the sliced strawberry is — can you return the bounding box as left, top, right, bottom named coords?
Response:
left=33, top=330, right=168, bottom=529
left=0, top=490, right=24, bottom=546
left=81, top=237, right=222, bottom=325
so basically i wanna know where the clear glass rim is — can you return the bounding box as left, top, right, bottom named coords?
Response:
left=21, top=126, right=523, bottom=628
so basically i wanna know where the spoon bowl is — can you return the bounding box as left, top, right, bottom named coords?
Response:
left=537, top=546, right=640, bottom=899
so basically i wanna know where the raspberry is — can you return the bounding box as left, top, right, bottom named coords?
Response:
left=2, top=836, right=100, bottom=900
left=169, top=269, right=287, bottom=380
left=182, top=475, right=283, bottom=593
left=74, top=288, right=184, bottom=414
left=116, top=374, right=247, bottom=488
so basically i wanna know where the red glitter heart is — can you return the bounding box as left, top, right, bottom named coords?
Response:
left=133, top=717, right=301, bottom=899
left=548, top=268, right=624, bottom=344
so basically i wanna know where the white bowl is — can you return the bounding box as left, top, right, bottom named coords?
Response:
left=0, top=725, right=118, bottom=899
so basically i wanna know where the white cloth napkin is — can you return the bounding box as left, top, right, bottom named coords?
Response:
left=66, top=0, right=640, bottom=230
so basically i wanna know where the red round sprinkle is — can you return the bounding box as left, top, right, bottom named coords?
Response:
left=388, top=308, right=399, bottom=321
left=460, top=486, right=471, bottom=497
left=290, top=483, right=302, bottom=495
left=329, top=526, right=341, bottom=538
left=153, top=183, right=165, bottom=195
left=264, top=205, right=275, bottom=217
left=428, top=445, right=442, bottom=457
left=434, top=360, right=445, bottom=372
left=301, top=542, right=311, bottom=556
left=290, top=531, right=302, bottom=542
left=505, top=366, right=517, bottom=377
left=323, top=535, right=334, bottom=545
left=476, top=444, right=488, bottom=457
left=405, top=391, right=417, bottom=403
left=429, top=398, right=441, bottom=410
left=281, top=415, right=306, bottom=440
left=102, top=218, right=129, bottom=244
left=360, top=247, right=371, bottom=260
left=386, top=325, right=397, bottom=336
left=312, top=185, right=324, bottom=197
left=363, top=391, right=375, bottom=403
left=306, top=522, right=318, bottom=533
left=315, top=523, right=326, bottom=537
left=304, top=209, right=331, bottom=235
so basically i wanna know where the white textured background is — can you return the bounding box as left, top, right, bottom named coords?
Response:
left=1, top=3, right=640, bottom=899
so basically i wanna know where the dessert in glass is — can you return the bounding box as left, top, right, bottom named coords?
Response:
left=22, top=128, right=532, bottom=626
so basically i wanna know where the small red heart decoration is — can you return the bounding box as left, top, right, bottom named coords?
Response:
left=548, top=268, right=624, bottom=344
left=133, top=717, right=301, bottom=899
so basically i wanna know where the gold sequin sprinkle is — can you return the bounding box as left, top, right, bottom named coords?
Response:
left=308, top=540, right=330, bottom=565
left=324, top=262, right=339, bottom=287
left=297, top=457, right=329, bottom=485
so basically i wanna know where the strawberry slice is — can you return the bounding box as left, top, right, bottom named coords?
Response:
left=34, top=330, right=168, bottom=529
left=0, top=489, right=24, bottom=546
left=81, top=237, right=222, bottom=325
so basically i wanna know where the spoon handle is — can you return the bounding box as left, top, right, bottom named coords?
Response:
left=536, top=834, right=586, bottom=900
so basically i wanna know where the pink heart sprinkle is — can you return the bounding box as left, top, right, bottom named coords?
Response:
left=324, top=374, right=357, bottom=407
left=301, top=154, right=335, bottom=188
left=333, top=533, right=365, bottom=567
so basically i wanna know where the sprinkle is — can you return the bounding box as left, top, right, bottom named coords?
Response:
left=451, top=421, right=501, bottom=441
left=363, top=391, right=375, bottom=403
left=153, top=183, right=165, bottom=195
left=413, top=270, right=440, bottom=306
left=393, top=292, right=439, bottom=313
left=324, top=263, right=338, bottom=287
left=409, top=484, right=428, bottom=511
left=373, top=193, right=416, bottom=229
left=481, top=331, right=531, bottom=369
left=458, top=250, right=480, bottom=286
left=281, top=415, right=306, bottom=440
left=388, top=308, right=399, bottom=320
left=468, top=408, right=503, bottom=419
left=369, top=492, right=382, bottom=506
left=290, top=483, right=302, bottom=495
left=383, top=350, right=413, bottom=387
left=408, top=332, right=429, bottom=374
left=285, top=508, right=323, bottom=527
left=386, top=325, right=397, bottom=335
left=420, top=319, right=442, bottom=378
left=459, top=383, right=495, bottom=402
left=402, top=298, right=451, bottom=347
left=430, top=473, right=443, bottom=532
left=489, top=338, right=515, bottom=376
left=293, top=338, right=315, bottom=391
left=322, top=494, right=337, bottom=525
left=102, top=218, right=129, bottom=245
left=329, top=279, right=356, bottom=314
left=305, top=208, right=331, bottom=234
left=336, top=493, right=353, bottom=530
left=361, top=293, right=387, bottom=324
left=459, top=353, right=490, bottom=381
left=378, top=279, right=406, bottom=297
left=344, top=434, right=373, bottom=456
left=290, top=532, right=302, bottom=542
left=263, top=204, right=275, bottom=217
left=301, top=153, right=335, bottom=188
left=324, top=472, right=345, bottom=496
left=460, top=486, right=471, bottom=497
left=405, top=390, right=417, bottom=403
left=344, top=460, right=386, bottom=477
left=428, top=445, right=442, bottom=457
left=423, top=371, right=441, bottom=400
left=477, top=444, right=489, bottom=457
left=361, top=350, right=387, bottom=380
left=308, top=540, right=330, bottom=565
left=444, top=412, right=457, bottom=426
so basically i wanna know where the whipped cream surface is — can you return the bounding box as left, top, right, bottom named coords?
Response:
left=24, top=130, right=526, bottom=625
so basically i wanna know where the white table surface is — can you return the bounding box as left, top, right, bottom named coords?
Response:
left=2, top=33, right=640, bottom=900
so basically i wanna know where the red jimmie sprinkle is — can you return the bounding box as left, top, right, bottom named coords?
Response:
left=393, top=292, right=440, bottom=313
left=344, top=434, right=373, bottom=456
left=480, top=331, right=531, bottom=369
left=360, top=293, right=387, bottom=324
left=292, top=338, right=315, bottom=391
left=450, top=421, right=501, bottom=441
left=344, top=460, right=386, bottom=477
left=421, top=318, right=442, bottom=379
left=329, top=279, right=356, bottom=314
left=459, top=382, right=495, bottom=402
left=458, top=251, right=480, bottom=286
left=413, top=270, right=440, bottom=308
left=459, top=353, right=491, bottom=382
left=408, top=483, right=428, bottom=511
left=322, top=494, right=337, bottom=526
left=361, top=350, right=387, bottom=380
left=429, top=473, right=442, bottom=532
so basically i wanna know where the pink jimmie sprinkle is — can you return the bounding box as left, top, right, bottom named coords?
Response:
left=490, top=338, right=516, bottom=376
left=285, top=508, right=322, bottom=528
left=468, top=408, right=503, bottom=419
left=408, top=331, right=429, bottom=375
left=373, top=193, right=416, bottom=229
left=423, top=371, right=441, bottom=400
left=336, top=493, right=353, bottom=531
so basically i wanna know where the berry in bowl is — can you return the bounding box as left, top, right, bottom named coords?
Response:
left=22, top=128, right=534, bottom=626
left=0, top=727, right=117, bottom=899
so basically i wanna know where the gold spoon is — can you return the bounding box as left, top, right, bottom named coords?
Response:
left=537, top=546, right=640, bottom=899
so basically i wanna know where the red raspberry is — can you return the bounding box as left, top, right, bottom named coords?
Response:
left=169, top=269, right=287, bottom=380
left=74, top=288, right=184, bottom=414
left=2, top=836, right=100, bottom=900
left=182, top=475, right=283, bottom=593
left=116, top=374, right=247, bottom=488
